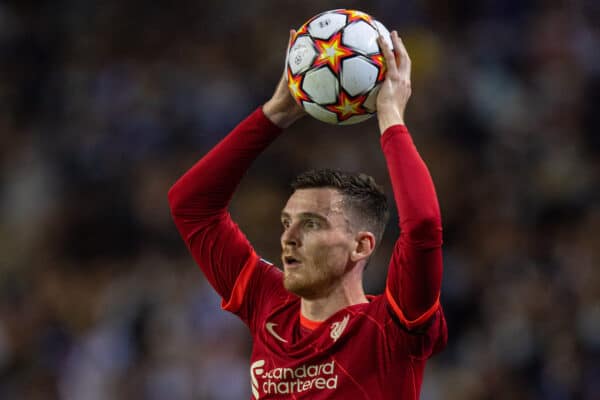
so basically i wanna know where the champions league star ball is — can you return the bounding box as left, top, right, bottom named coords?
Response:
left=286, top=9, right=392, bottom=125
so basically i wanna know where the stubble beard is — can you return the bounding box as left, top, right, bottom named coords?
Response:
left=283, top=262, right=340, bottom=299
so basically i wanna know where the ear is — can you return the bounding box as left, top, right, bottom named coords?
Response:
left=350, top=231, right=376, bottom=262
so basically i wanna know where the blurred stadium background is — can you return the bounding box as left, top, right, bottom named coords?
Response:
left=0, top=0, right=599, bottom=398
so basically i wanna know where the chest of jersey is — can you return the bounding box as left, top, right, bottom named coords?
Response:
left=248, top=300, right=412, bottom=399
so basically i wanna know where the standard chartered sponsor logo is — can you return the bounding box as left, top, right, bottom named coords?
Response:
left=250, top=360, right=338, bottom=398
left=250, top=360, right=265, bottom=399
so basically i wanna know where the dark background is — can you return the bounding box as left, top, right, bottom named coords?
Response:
left=0, top=0, right=598, bottom=398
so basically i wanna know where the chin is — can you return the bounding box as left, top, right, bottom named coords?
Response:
left=283, top=275, right=328, bottom=299
left=284, top=275, right=314, bottom=298
left=283, top=275, right=303, bottom=295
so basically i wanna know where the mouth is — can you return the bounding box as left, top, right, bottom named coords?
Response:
left=283, top=255, right=302, bottom=269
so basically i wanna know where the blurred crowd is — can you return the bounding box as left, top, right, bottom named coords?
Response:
left=0, top=0, right=598, bottom=399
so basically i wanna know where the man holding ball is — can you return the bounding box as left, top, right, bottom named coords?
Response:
left=168, top=28, right=446, bottom=399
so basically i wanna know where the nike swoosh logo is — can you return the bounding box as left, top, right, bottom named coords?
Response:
left=266, top=322, right=288, bottom=343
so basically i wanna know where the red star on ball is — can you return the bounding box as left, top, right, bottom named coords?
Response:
left=312, top=31, right=354, bottom=75
left=287, top=69, right=309, bottom=103
left=326, top=91, right=368, bottom=121
left=295, top=22, right=309, bottom=37
left=370, top=53, right=387, bottom=83
left=345, top=10, right=373, bottom=24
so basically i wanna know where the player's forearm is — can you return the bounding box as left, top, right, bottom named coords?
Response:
left=381, top=125, right=441, bottom=242
left=377, top=108, right=405, bottom=134
left=168, top=108, right=282, bottom=230
left=263, top=97, right=305, bottom=128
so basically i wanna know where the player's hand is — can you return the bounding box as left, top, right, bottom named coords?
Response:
left=376, top=31, right=412, bottom=133
left=263, top=30, right=306, bottom=128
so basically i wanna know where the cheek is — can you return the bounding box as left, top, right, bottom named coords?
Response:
left=311, top=241, right=350, bottom=273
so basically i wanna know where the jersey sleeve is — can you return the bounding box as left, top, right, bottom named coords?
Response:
left=380, top=125, right=444, bottom=331
left=168, top=107, right=285, bottom=324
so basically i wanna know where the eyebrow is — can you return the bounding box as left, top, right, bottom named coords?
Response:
left=280, top=211, right=328, bottom=221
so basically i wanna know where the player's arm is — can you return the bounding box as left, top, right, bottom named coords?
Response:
left=168, top=31, right=305, bottom=305
left=167, top=108, right=280, bottom=306
left=376, top=32, right=443, bottom=330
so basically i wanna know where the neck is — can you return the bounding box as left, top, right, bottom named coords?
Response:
left=300, top=272, right=368, bottom=322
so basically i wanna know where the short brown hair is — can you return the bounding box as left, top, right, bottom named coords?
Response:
left=290, top=169, right=389, bottom=245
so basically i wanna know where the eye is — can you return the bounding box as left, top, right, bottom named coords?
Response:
left=304, top=219, right=320, bottom=229
left=281, top=219, right=291, bottom=229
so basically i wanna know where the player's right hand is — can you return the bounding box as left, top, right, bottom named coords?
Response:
left=375, top=30, right=412, bottom=133
left=263, top=30, right=306, bottom=128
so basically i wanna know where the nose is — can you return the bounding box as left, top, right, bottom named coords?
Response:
left=281, top=224, right=301, bottom=248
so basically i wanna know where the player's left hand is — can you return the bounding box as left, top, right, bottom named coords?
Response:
left=376, top=31, right=412, bottom=133
left=263, top=30, right=307, bottom=128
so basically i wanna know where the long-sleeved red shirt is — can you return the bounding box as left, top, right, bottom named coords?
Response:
left=169, top=108, right=446, bottom=399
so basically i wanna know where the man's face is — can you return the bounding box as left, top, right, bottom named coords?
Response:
left=280, top=188, right=356, bottom=299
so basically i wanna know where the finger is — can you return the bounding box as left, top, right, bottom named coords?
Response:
left=377, top=34, right=398, bottom=77
left=391, top=31, right=411, bottom=77
left=286, top=29, right=296, bottom=55
left=284, top=29, right=297, bottom=79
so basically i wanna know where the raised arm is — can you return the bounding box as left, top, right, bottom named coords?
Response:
left=168, top=31, right=305, bottom=304
left=168, top=107, right=282, bottom=301
left=376, top=32, right=443, bottom=329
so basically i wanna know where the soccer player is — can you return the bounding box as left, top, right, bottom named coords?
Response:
left=168, top=30, right=447, bottom=399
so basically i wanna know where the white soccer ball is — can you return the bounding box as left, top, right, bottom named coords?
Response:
left=286, top=9, right=392, bottom=125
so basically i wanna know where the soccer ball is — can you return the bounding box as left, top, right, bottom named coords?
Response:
left=286, top=9, right=392, bottom=125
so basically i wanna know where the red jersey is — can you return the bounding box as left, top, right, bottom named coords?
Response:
left=169, top=108, right=447, bottom=399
